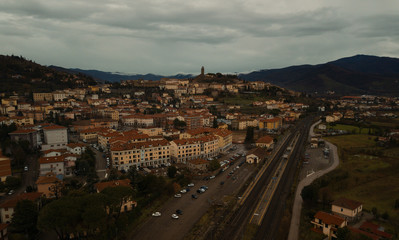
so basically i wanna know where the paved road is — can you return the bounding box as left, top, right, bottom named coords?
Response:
left=287, top=121, right=340, bottom=240
left=130, top=144, right=252, bottom=240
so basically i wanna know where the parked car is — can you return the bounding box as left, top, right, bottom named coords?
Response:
left=209, top=175, right=215, bottom=179
left=180, top=189, right=187, bottom=194
left=192, top=194, right=198, bottom=199
left=8, top=190, right=14, bottom=195
left=171, top=214, right=179, bottom=219
left=220, top=181, right=225, bottom=185
left=187, top=183, right=194, bottom=187
left=176, top=209, right=183, bottom=215
left=152, top=212, right=161, bottom=217
left=24, top=166, right=28, bottom=171
left=174, top=194, right=182, bottom=198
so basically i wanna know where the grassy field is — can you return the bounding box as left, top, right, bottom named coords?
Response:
left=299, top=134, right=399, bottom=239
left=327, top=124, right=374, bottom=134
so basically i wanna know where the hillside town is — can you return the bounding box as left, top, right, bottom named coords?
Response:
left=0, top=65, right=398, bottom=239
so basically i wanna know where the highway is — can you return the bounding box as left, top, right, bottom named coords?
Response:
left=219, top=117, right=313, bottom=240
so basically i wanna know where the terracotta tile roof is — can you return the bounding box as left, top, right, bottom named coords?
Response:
left=9, top=129, right=37, bottom=134
left=79, top=127, right=108, bottom=133
left=173, top=135, right=218, bottom=146
left=348, top=227, right=379, bottom=240
left=111, top=139, right=169, bottom=151
left=36, top=174, right=61, bottom=184
left=67, top=143, right=86, bottom=148
left=95, top=179, right=131, bottom=192
left=39, top=156, right=65, bottom=164
left=247, top=148, right=268, bottom=159
left=359, top=222, right=393, bottom=239
left=43, top=125, right=67, bottom=130
left=256, top=136, right=274, bottom=144
left=332, top=198, right=362, bottom=210
left=0, top=156, right=11, bottom=178
left=314, top=211, right=345, bottom=226
left=260, top=117, right=282, bottom=123
left=0, top=192, right=43, bottom=208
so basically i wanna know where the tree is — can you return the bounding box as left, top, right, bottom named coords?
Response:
left=167, top=166, right=177, bottom=178
left=173, top=118, right=186, bottom=130
left=301, top=184, right=319, bottom=205
left=213, top=118, right=218, bottom=128
left=10, top=200, right=38, bottom=239
left=101, top=186, right=134, bottom=220
left=336, top=227, right=351, bottom=240
left=5, top=176, right=21, bottom=190
left=208, top=159, right=221, bottom=171
left=244, top=127, right=255, bottom=144
left=37, top=197, right=81, bottom=240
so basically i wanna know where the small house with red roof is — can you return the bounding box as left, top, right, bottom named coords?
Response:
left=255, top=135, right=274, bottom=149
left=311, top=211, right=347, bottom=240
left=39, top=156, right=65, bottom=177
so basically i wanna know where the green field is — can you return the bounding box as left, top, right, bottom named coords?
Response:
left=327, top=124, right=374, bottom=134
left=299, top=134, right=399, bottom=239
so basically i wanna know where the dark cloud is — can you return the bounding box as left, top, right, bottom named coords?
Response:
left=0, top=0, right=398, bottom=74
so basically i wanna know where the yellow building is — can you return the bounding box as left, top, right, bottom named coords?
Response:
left=258, top=117, right=282, bottom=131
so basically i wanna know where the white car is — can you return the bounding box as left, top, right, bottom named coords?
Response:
left=209, top=175, right=215, bottom=179
left=174, top=194, right=182, bottom=198
left=180, top=189, right=187, bottom=194
left=188, top=183, right=194, bottom=187
left=171, top=214, right=179, bottom=219
left=152, top=212, right=161, bottom=217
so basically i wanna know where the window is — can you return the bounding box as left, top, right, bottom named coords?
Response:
left=341, top=208, right=343, bottom=212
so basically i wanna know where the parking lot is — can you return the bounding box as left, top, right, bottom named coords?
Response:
left=130, top=144, right=255, bottom=240
left=299, top=145, right=332, bottom=181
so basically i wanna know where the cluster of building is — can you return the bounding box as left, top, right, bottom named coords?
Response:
left=311, top=198, right=392, bottom=240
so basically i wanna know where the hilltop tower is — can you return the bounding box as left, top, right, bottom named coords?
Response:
left=201, top=66, right=204, bottom=76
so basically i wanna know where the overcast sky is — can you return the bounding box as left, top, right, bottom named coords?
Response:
left=1, top=0, right=399, bottom=75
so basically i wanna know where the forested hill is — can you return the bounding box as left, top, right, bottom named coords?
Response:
left=0, top=55, right=97, bottom=95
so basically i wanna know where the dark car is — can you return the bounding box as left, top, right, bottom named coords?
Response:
left=176, top=209, right=183, bottom=215
left=192, top=194, right=198, bottom=199
left=220, top=181, right=225, bottom=185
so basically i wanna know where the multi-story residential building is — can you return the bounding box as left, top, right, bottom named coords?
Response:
left=66, top=143, right=86, bottom=155
left=110, top=139, right=170, bottom=170
left=33, top=92, right=53, bottom=102
left=258, top=117, right=282, bottom=131
left=9, top=129, right=39, bottom=149
left=137, top=127, right=163, bottom=137
left=36, top=172, right=62, bottom=198
left=39, top=156, right=65, bottom=176
left=42, top=125, right=68, bottom=150
left=9, top=116, right=34, bottom=126
left=52, top=91, right=67, bottom=101
left=311, top=211, right=347, bottom=240
left=0, top=151, right=11, bottom=182
left=170, top=135, right=219, bottom=163
left=231, top=118, right=258, bottom=130
left=122, top=114, right=154, bottom=127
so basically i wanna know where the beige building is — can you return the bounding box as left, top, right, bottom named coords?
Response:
left=36, top=173, right=62, bottom=198
left=187, top=159, right=209, bottom=171
left=246, top=148, right=267, bottom=164
left=311, top=211, right=347, bottom=240
left=170, top=135, right=219, bottom=163
left=138, top=127, right=163, bottom=137
left=33, top=92, right=53, bottom=102
left=111, top=139, right=170, bottom=170
left=331, top=198, right=363, bottom=222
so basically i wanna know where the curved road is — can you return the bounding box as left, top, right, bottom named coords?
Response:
left=287, top=121, right=340, bottom=240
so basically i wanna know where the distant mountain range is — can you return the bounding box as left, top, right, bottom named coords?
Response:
left=239, top=55, right=399, bottom=96
left=56, top=54, right=399, bottom=96
left=49, top=66, right=194, bottom=82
